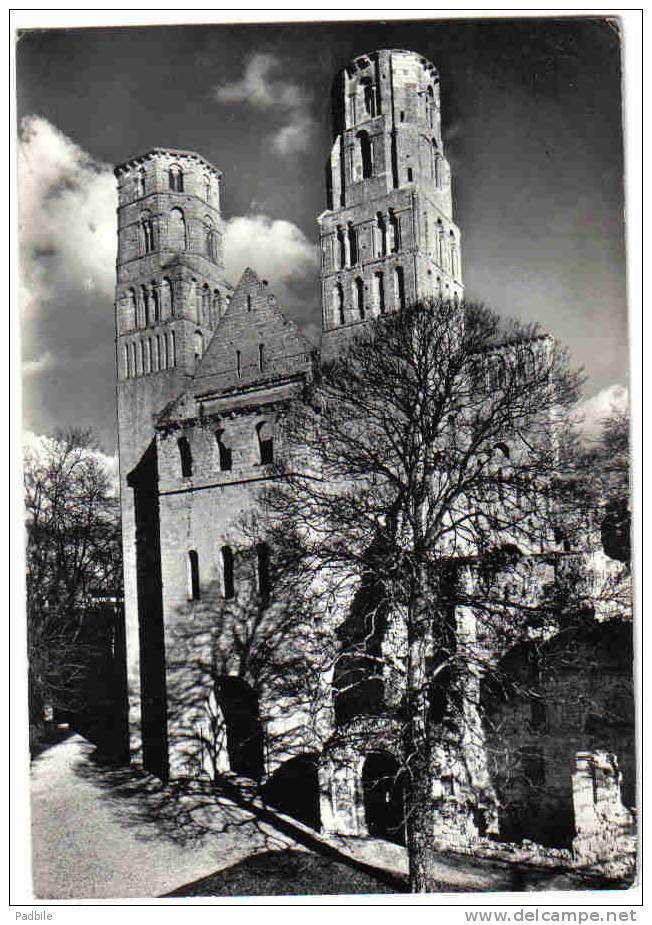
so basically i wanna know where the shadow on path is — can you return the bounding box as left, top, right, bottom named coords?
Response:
left=165, top=848, right=399, bottom=897
left=71, top=741, right=632, bottom=897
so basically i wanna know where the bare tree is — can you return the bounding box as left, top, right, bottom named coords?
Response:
left=256, top=298, right=585, bottom=891
left=24, top=429, right=122, bottom=744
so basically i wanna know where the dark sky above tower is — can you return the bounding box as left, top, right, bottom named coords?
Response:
left=17, top=15, right=630, bottom=454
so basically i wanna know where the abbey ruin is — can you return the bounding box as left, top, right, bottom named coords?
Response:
left=113, top=49, right=634, bottom=866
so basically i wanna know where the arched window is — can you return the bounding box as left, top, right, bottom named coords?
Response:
left=256, top=420, right=274, bottom=465
left=178, top=436, right=192, bottom=478
left=216, top=429, right=232, bottom=471
left=158, top=333, right=166, bottom=370
left=374, top=271, right=385, bottom=314
left=151, top=336, right=159, bottom=372
left=186, top=278, right=197, bottom=321
left=140, top=213, right=155, bottom=254
left=394, top=266, right=406, bottom=310
left=194, top=330, right=204, bottom=368
left=151, top=286, right=160, bottom=322
left=141, top=286, right=150, bottom=326
left=135, top=168, right=146, bottom=198
left=144, top=338, right=152, bottom=374
left=204, top=218, right=218, bottom=260
left=256, top=542, right=271, bottom=602
left=361, top=76, right=377, bottom=117
left=426, top=85, right=435, bottom=128
left=347, top=222, right=358, bottom=265
left=434, top=152, right=443, bottom=189
left=168, top=330, right=176, bottom=368
left=258, top=343, right=265, bottom=372
left=375, top=213, right=387, bottom=258
left=334, top=282, right=345, bottom=325
left=127, top=288, right=137, bottom=328
left=168, top=207, right=186, bottom=251
left=204, top=176, right=211, bottom=201
left=236, top=349, right=242, bottom=379
left=436, top=220, right=444, bottom=264
left=201, top=285, right=211, bottom=324
left=207, top=229, right=218, bottom=261
left=161, top=278, right=172, bottom=318
left=451, top=244, right=459, bottom=279
left=423, top=212, right=429, bottom=252
left=123, top=344, right=130, bottom=379
left=354, top=277, right=365, bottom=319
left=357, top=131, right=373, bottom=179
left=336, top=227, right=346, bottom=269
left=246, top=293, right=252, bottom=312
left=187, top=550, right=200, bottom=600
left=221, top=546, right=235, bottom=599
left=130, top=342, right=137, bottom=377
left=168, top=164, right=184, bottom=192
left=139, top=340, right=145, bottom=376
left=212, top=289, right=222, bottom=321
left=389, top=210, right=400, bottom=253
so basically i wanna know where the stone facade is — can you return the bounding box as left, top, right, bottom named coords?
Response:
left=319, top=50, right=462, bottom=358
left=114, top=51, right=634, bottom=862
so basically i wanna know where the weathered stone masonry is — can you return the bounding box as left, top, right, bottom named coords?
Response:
left=114, top=50, right=634, bottom=860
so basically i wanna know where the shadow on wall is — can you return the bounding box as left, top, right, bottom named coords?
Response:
left=482, top=619, right=635, bottom=849
left=159, top=552, right=333, bottom=794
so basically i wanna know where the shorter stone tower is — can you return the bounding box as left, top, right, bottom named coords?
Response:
left=113, top=148, right=231, bottom=770
left=319, top=50, right=463, bottom=355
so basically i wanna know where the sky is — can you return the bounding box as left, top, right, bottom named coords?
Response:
left=17, top=16, right=631, bottom=454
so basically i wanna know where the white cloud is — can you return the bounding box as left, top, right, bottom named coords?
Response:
left=223, top=213, right=318, bottom=305
left=577, top=383, right=629, bottom=440
left=214, top=53, right=305, bottom=109
left=271, top=116, right=318, bottom=156
left=18, top=115, right=116, bottom=321
left=214, top=54, right=314, bottom=158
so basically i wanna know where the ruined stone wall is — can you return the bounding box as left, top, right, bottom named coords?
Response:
left=482, top=620, right=635, bottom=855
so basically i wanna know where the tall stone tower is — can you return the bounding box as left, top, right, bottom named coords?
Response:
left=113, top=148, right=231, bottom=769
left=319, top=49, right=463, bottom=353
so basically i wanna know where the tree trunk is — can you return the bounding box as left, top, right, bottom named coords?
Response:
left=405, top=564, right=440, bottom=893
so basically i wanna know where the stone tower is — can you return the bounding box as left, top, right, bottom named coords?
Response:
left=319, top=49, right=463, bottom=354
left=113, top=148, right=231, bottom=768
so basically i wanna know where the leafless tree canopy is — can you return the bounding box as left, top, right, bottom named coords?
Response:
left=255, top=298, right=590, bottom=890
left=24, top=429, right=122, bottom=734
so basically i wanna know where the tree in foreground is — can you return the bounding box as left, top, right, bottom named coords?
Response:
left=260, top=298, right=585, bottom=891
left=24, top=429, right=122, bottom=747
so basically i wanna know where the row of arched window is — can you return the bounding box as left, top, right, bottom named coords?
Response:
left=332, top=266, right=405, bottom=324
left=134, top=164, right=215, bottom=203
left=421, top=216, right=460, bottom=279
left=330, top=211, right=401, bottom=272
left=186, top=542, right=271, bottom=602
left=137, top=208, right=219, bottom=261
left=176, top=421, right=274, bottom=479
left=345, top=76, right=438, bottom=131
left=124, top=280, right=223, bottom=330
left=346, top=74, right=379, bottom=126
left=123, top=331, right=176, bottom=379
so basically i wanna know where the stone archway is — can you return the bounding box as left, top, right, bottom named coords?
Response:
left=214, top=677, right=264, bottom=780
left=362, top=751, right=405, bottom=845
left=263, top=754, right=321, bottom=829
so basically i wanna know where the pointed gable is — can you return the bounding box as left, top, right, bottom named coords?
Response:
left=192, top=267, right=314, bottom=395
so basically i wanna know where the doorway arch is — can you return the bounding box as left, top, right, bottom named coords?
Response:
left=263, top=754, right=321, bottom=829
left=362, top=752, right=405, bottom=844
left=214, top=677, right=264, bottom=780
